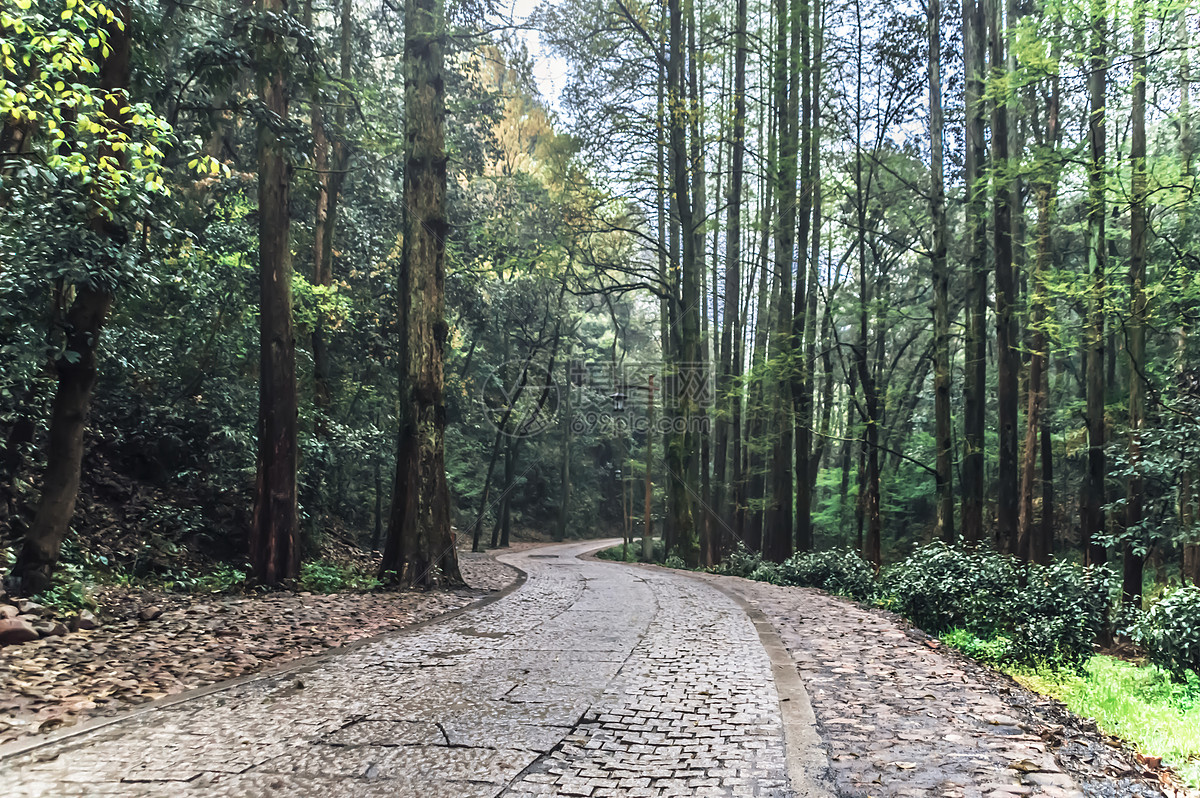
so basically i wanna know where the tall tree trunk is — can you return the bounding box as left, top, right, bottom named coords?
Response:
left=929, top=0, right=954, bottom=542
left=961, top=0, right=988, bottom=545
left=990, top=0, right=1018, bottom=554
left=250, top=0, right=301, bottom=585
left=380, top=0, right=464, bottom=587
left=1124, top=3, right=1147, bottom=606
left=1018, top=39, right=1060, bottom=565
left=665, top=0, right=700, bottom=567
left=714, top=0, right=747, bottom=548
left=793, top=0, right=817, bottom=554
left=766, top=0, right=798, bottom=563
left=1083, top=0, right=1108, bottom=568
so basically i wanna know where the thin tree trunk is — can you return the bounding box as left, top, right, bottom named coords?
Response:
left=1083, top=0, right=1108, bottom=568
left=1019, top=40, right=1059, bottom=565
left=766, top=0, right=798, bottom=563
left=929, top=0, right=954, bottom=542
left=1124, top=3, right=1147, bottom=606
left=961, top=0, right=988, bottom=545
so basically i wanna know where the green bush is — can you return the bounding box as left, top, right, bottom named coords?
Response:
left=663, top=553, right=687, bottom=570
left=941, top=628, right=1013, bottom=663
left=1014, top=560, right=1115, bottom=667
left=717, top=543, right=762, bottom=578
left=778, top=549, right=876, bottom=600
left=749, top=562, right=781, bottom=583
left=297, top=561, right=382, bottom=593
left=1129, top=585, right=1200, bottom=681
left=880, top=542, right=1023, bottom=636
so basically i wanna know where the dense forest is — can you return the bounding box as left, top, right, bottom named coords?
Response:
left=1, top=0, right=1198, bottom=609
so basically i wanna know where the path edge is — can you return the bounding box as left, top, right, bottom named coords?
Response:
left=0, top=551, right=529, bottom=762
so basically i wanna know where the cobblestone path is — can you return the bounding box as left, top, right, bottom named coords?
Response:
left=0, top=542, right=806, bottom=797
left=701, top=574, right=1154, bottom=798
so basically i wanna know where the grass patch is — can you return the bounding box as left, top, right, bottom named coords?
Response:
left=943, top=629, right=1200, bottom=786
left=595, top=540, right=666, bottom=564
left=1007, top=656, right=1200, bottom=785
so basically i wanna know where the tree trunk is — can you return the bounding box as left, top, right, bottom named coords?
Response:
left=1019, top=41, right=1059, bottom=565
left=1124, top=3, right=1147, bottom=606
left=990, top=0, right=1018, bottom=555
left=960, top=0, right=988, bottom=545
left=1083, top=0, right=1108, bottom=568
left=929, top=0, right=954, bottom=542
left=380, top=0, right=464, bottom=587
left=8, top=8, right=133, bottom=594
left=251, top=0, right=301, bottom=585
left=766, top=0, right=798, bottom=563
left=714, top=0, right=747, bottom=552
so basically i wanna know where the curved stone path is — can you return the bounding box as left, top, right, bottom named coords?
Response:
left=0, top=542, right=1177, bottom=798
left=0, top=541, right=820, bottom=797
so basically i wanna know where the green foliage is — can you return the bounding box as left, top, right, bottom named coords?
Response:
left=595, top=543, right=639, bottom=562
left=879, top=542, right=1024, bottom=637
left=32, top=561, right=98, bottom=614
left=1012, top=656, right=1200, bottom=787
left=715, top=542, right=763, bottom=578
left=157, top=564, right=247, bottom=594
left=749, top=562, right=781, bottom=583
left=941, top=628, right=1013, bottom=664
left=663, top=553, right=687, bottom=570
left=778, top=549, right=876, bottom=600
left=296, top=561, right=382, bottom=593
left=1128, top=586, right=1200, bottom=682
left=879, top=543, right=1115, bottom=667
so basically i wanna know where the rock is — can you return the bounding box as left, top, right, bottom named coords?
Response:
left=17, top=600, right=47, bottom=617
left=34, top=621, right=68, bottom=638
left=0, top=618, right=39, bottom=645
left=0, top=604, right=18, bottom=620
left=139, top=606, right=163, bottom=622
left=72, top=610, right=100, bottom=631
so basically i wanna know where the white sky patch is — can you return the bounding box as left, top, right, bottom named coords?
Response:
left=500, top=0, right=569, bottom=115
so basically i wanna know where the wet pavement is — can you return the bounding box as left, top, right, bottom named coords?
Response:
left=0, top=541, right=805, bottom=797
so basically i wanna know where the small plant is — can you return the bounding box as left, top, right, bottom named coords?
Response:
left=941, top=628, right=1013, bottom=663
left=778, top=549, right=876, bottom=600
left=1129, top=585, right=1200, bottom=682
left=297, top=560, right=382, bottom=593
left=663, top=553, right=687, bottom=570
left=32, top=561, right=98, bottom=615
left=749, top=562, right=781, bottom=583
left=717, top=542, right=762, bottom=578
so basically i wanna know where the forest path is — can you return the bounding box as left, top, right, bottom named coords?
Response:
left=0, top=541, right=824, bottom=797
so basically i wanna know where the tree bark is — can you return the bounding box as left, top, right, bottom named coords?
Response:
left=960, top=0, right=988, bottom=545
left=380, top=0, right=464, bottom=587
left=928, top=0, right=954, bottom=543
left=990, top=0, right=1018, bottom=554
left=1124, top=2, right=1147, bottom=606
left=1083, top=0, right=1108, bottom=568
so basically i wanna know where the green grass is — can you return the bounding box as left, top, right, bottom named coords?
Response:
left=595, top=543, right=641, bottom=563
left=977, top=649, right=1200, bottom=786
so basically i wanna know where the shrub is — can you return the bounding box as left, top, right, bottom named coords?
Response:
left=880, top=542, right=1023, bottom=636
left=1129, top=585, right=1200, bottom=681
left=1015, top=560, right=1115, bottom=667
left=749, top=562, right=781, bottom=584
left=297, top=561, right=382, bottom=593
left=663, top=554, right=687, bottom=570
left=717, top=543, right=762, bottom=578
left=778, top=549, right=876, bottom=600
left=941, top=628, right=1013, bottom=664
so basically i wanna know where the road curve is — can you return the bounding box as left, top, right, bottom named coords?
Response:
left=1, top=540, right=828, bottom=797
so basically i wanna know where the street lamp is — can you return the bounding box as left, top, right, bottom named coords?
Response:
left=610, top=391, right=627, bottom=412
